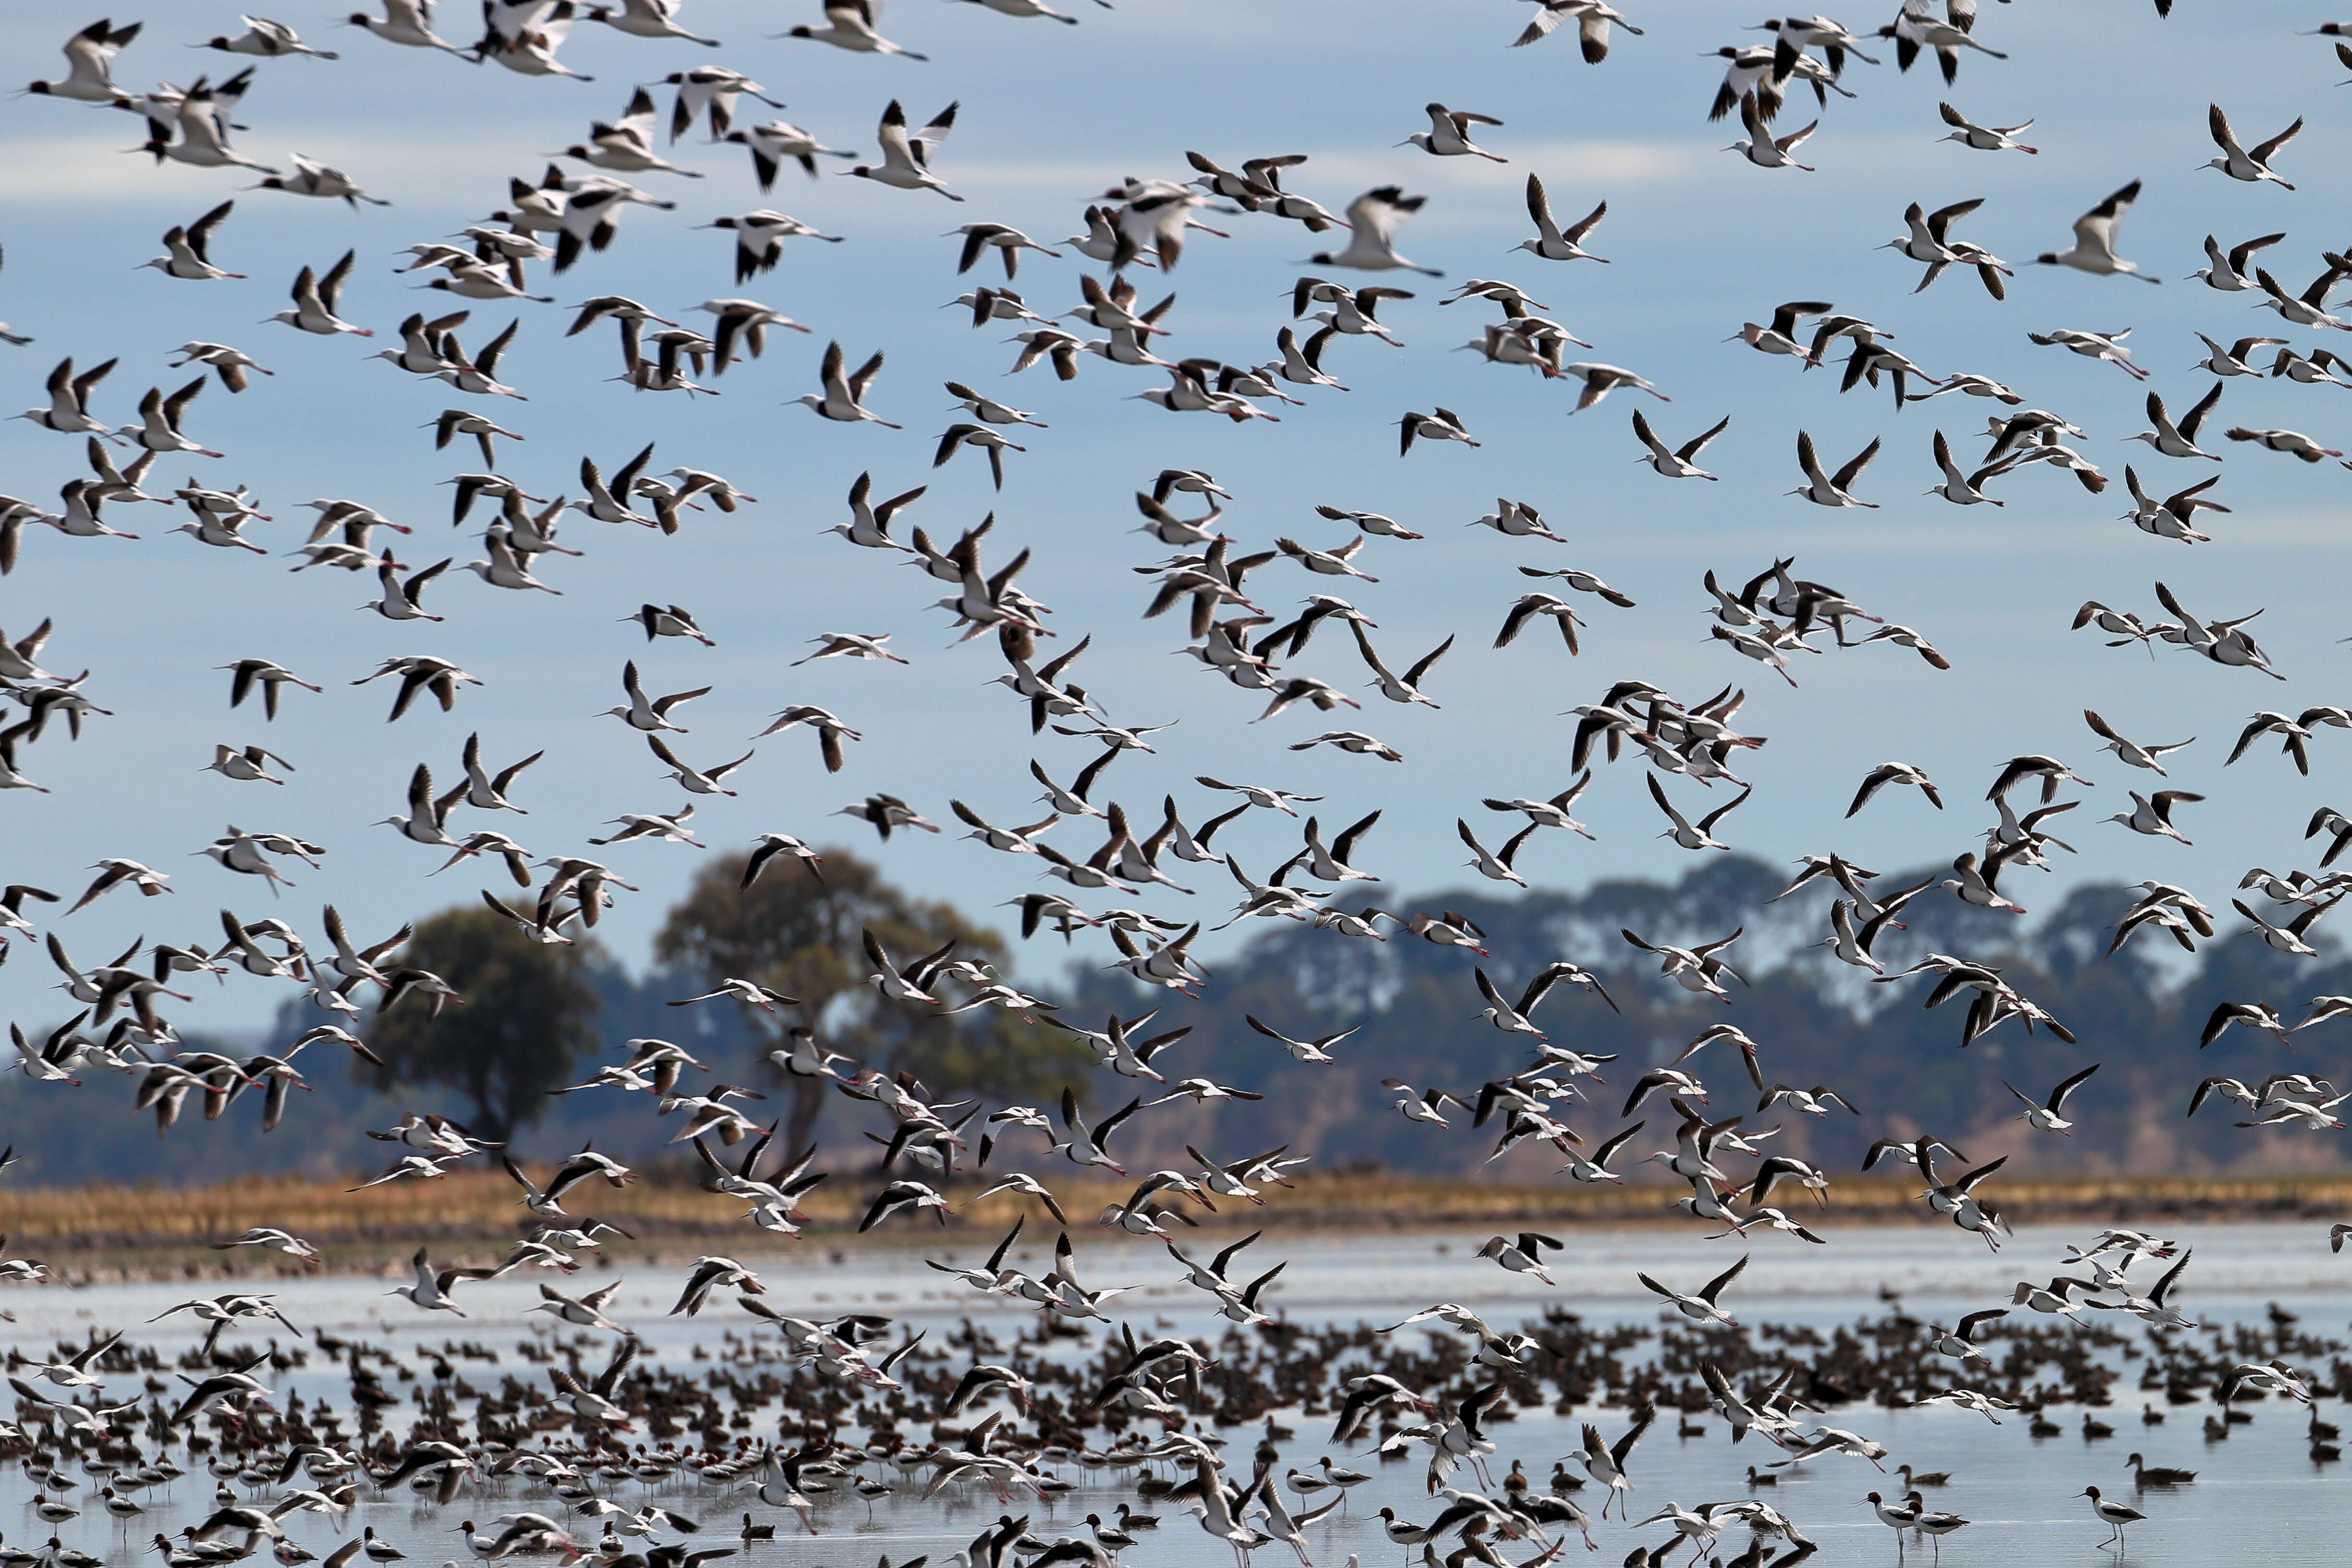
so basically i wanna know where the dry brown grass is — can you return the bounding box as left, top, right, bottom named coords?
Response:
left=5, top=1165, right=2348, bottom=1276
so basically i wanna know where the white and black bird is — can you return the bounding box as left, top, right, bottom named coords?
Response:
left=2035, top=180, right=2157, bottom=282
left=1848, top=762, right=1942, bottom=817
left=1515, top=173, right=1606, bottom=261
left=798, top=341, right=899, bottom=428
left=1789, top=429, right=1881, bottom=507
left=2201, top=103, right=2299, bottom=190
left=847, top=100, right=962, bottom=200
left=2006, top=1063, right=2100, bottom=1134
left=1648, top=775, right=1750, bottom=851
left=1307, top=186, right=1442, bottom=276
left=1399, top=408, right=1479, bottom=454
left=1631, top=410, right=1725, bottom=479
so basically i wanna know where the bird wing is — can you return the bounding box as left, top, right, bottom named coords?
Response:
left=2076, top=179, right=2140, bottom=250
left=2251, top=116, right=2303, bottom=164
left=1344, top=186, right=1409, bottom=245
left=1831, top=437, right=1883, bottom=491
left=2051, top=1063, right=2101, bottom=1109
left=1696, top=786, right=1752, bottom=834
left=1403, top=635, right=1453, bottom=688
left=1925, top=197, right=1982, bottom=239
left=187, top=200, right=234, bottom=263
left=1678, top=415, right=1729, bottom=460
left=1846, top=769, right=1889, bottom=818
left=1645, top=771, right=1686, bottom=827
left=1473, top=967, right=1509, bottom=1013
left=874, top=99, right=912, bottom=163
left=1093, top=1095, right=1144, bottom=1152
left=2179, top=380, right=2224, bottom=441
left=2207, top=101, right=2239, bottom=152
left=1523, top=171, right=1558, bottom=237
left=1611, top=1403, right=1655, bottom=1468
left=1952, top=1155, right=2007, bottom=1192
left=849, top=350, right=885, bottom=401
left=2225, top=231, right=2286, bottom=271
left=592, top=1335, right=640, bottom=1397
left=2146, top=1248, right=2192, bottom=1305
left=1739, top=90, right=1767, bottom=142
left=1493, top=595, right=1543, bottom=648
left=162, top=375, right=206, bottom=429
left=1794, top=428, right=1826, bottom=484
left=1592, top=1122, right=1643, bottom=1164
left=913, top=100, right=959, bottom=159
left=1331, top=808, right=1381, bottom=865
left=1954, top=1309, right=2006, bottom=1338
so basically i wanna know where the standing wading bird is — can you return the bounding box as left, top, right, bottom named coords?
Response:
left=2080, top=1487, right=2146, bottom=1550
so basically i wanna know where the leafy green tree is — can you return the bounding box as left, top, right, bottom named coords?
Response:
left=653, top=845, right=1089, bottom=1152
left=365, top=906, right=603, bottom=1143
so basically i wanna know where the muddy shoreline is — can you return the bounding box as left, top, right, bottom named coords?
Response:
left=3, top=1168, right=2345, bottom=1283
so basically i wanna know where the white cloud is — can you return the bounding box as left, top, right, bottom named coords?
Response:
left=1301, top=139, right=1701, bottom=195
left=0, top=129, right=554, bottom=210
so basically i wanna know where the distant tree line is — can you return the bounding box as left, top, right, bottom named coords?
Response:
left=0, top=849, right=2341, bottom=1184
left=1049, top=856, right=2352, bottom=1180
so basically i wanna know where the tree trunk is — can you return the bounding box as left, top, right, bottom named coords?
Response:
left=785, top=1074, right=826, bottom=1156
left=467, top=1058, right=510, bottom=1144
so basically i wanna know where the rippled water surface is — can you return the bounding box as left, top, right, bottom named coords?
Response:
left=6, top=1220, right=2347, bottom=1568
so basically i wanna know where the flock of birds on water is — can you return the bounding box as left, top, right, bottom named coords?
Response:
left=6, top=0, right=2352, bottom=1562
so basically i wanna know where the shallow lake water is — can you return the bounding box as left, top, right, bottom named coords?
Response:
left=6, top=1219, right=2347, bottom=1568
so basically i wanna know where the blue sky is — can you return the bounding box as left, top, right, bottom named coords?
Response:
left=3, top=0, right=2350, bottom=1033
